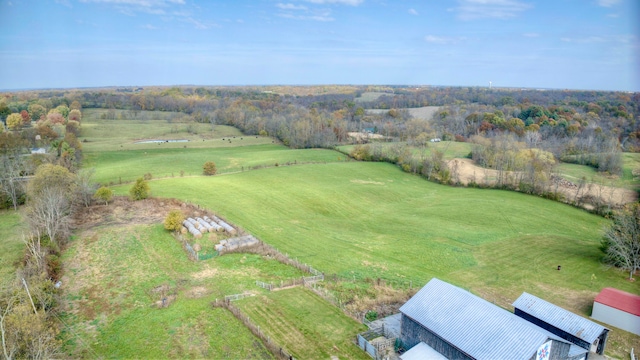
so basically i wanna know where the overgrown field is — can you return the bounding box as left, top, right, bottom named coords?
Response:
left=60, top=222, right=324, bottom=358
left=238, top=287, right=368, bottom=359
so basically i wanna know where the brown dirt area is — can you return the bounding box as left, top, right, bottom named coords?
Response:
left=71, top=196, right=226, bottom=230
left=449, top=158, right=637, bottom=209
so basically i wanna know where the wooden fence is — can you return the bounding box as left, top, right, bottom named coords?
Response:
left=224, top=293, right=252, bottom=302
left=212, top=299, right=296, bottom=360
left=356, top=327, right=397, bottom=360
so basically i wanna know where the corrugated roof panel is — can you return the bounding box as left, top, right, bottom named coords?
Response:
left=400, top=278, right=549, bottom=360
left=512, top=292, right=607, bottom=343
left=595, top=288, right=640, bottom=316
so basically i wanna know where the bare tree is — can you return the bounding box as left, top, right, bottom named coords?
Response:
left=0, top=154, right=25, bottom=210
left=24, top=187, right=71, bottom=244
left=75, top=168, right=96, bottom=207
left=0, top=292, right=18, bottom=360
left=602, top=204, right=640, bottom=280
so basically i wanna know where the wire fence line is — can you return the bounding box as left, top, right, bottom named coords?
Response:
left=212, top=298, right=296, bottom=360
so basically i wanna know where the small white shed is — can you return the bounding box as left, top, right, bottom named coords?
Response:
left=591, top=288, right=640, bottom=336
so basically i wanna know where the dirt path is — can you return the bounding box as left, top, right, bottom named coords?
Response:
left=448, top=158, right=637, bottom=209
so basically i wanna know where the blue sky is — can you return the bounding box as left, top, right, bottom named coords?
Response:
left=1, top=0, right=638, bottom=91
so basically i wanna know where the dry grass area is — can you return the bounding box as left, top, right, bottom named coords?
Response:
left=449, top=158, right=637, bottom=209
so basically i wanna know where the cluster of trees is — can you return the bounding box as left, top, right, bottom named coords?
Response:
left=601, top=203, right=640, bottom=280
left=0, top=163, right=95, bottom=359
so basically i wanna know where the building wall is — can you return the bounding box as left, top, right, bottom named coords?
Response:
left=592, top=303, right=640, bottom=336
left=400, top=315, right=473, bottom=360
left=514, top=308, right=592, bottom=350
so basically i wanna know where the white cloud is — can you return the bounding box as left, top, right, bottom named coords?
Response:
left=606, top=13, right=619, bottom=18
left=141, top=24, right=158, bottom=29
left=424, top=35, right=465, bottom=44
left=597, top=0, right=620, bottom=7
left=304, top=0, right=363, bottom=5
left=454, top=0, right=532, bottom=20
left=277, top=3, right=308, bottom=10
left=561, top=36, right=605, bottom=43
left=408, top=8, right=418, bottom=15
left=522, top=32, right=539, bottom=38
left=279, top=11, right=334, bottom=21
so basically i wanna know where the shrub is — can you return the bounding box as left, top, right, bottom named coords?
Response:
left=164, top=210, right=185, bottom=232
left=129, top=178, right=150, bottom=201
left=93, top=186, right=113, bottom=205
left=203, top=161, right=217, bottom=176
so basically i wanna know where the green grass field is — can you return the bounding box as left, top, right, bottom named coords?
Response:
left=557, top=152, right=640, bottom=190
left=81, top=111, right=347, bottom=184
left=0, top=210, right=24, bottom=286
left=112, top=162, right=638, bottom=298
left=60, top=223, right=310, bottom=358
left=85, top=144, right=346, bottom=184
left=239, top=287, right=368, bottom=359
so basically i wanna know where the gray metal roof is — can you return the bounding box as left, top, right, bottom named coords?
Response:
left=400, top=278, right=554, bottom=360
left=513, top=292, right=607, bottom=344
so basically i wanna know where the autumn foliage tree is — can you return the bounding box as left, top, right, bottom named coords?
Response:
left=164, top=210, right=185, bottom=232
left=68, top=109, right=82, bottom=122
left=6, top=113, right=23, bottom=130
left=27, top=104, right=46, bottom=122
left=203, top=161, right=217, bottom=175
left=20, top=110, right=31, bottom=126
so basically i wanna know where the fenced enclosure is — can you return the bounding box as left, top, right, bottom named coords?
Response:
left=356, top=326, right=398, bottom=360
left=212, top=298, right=296, bottom=360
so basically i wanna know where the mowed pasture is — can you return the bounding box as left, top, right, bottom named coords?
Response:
left=60, top=222, right=316, bottom=358
left=113, top=161, right=639, bottom=300
left=81, top=110, right=346, bottom=184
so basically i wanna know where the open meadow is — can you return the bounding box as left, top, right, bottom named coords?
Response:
left=81, top=110, right=346, bottom=184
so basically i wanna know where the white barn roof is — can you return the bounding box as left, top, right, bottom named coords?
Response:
left=400, top=278, right=568, bottom=360
left=513, top=292, right=607, bottom=343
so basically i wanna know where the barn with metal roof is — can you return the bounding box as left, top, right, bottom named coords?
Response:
left=591, top=288, right=640, bottom=336
left=399, top=278, right=587, bottom=360
left=513, top=292, right=609, bottom=355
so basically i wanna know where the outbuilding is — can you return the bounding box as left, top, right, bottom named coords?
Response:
left=399, top=278, right=587, bottom=360
left=591, top=288, right=640, bottom=336
left=513, top=292, right=609, bottom=356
